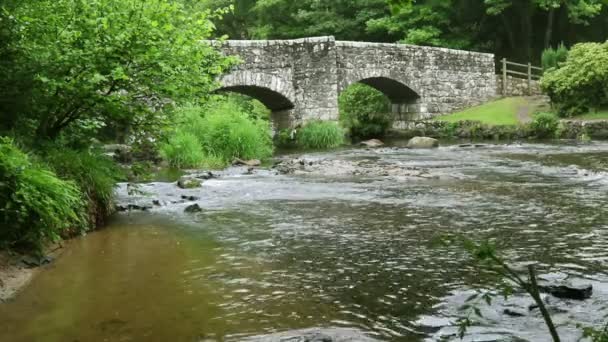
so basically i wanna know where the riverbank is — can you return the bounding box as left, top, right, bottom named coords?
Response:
left=389, top=118, right=608, bottom=141
left=0, top=244, right=66, bottom=302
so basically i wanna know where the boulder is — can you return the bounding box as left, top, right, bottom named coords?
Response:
left=539, top=282, right=592, bottom=300
left=177, top=177, right=202, bottom=189
left=407, top=136, right=439, bottom=149
left=233, top=158, right=262, bottom=167
left=359, top=139, right=384, bottom=148
left=184, top=204, right=202, bottom=213
left=181, top=195, right=200, bottom=201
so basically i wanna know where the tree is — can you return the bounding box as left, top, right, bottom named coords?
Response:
left=0, top=0, right=235, bottom=142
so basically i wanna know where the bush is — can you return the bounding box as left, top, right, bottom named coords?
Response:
left=541, top=42, right=608, bottom=117
left=43, top=148, right=124, bottom=227
left=0, top=138, right=83, bottom=252
left=195, top=100, right=274, bottom=162
left=297, top=121, right=345, bottom=149
left=162, top=99, right=274, bottom=168
left=339, top=83, right=393, bottom=139
left=160, top=131, right=205, bottom=169
left=541, top=43, right=568, bottom=71
left=529, top=113, right=559, bottom=138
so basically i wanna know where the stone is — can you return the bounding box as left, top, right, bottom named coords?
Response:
left=196, top=172, right=215, bottom=180
left=177, top=177, right=202, bottom=189
left=503, top=308, right=526, bottom=317
left=539, top=282, right=592, bottom=300
left=215, top=36, right=496, bottom=130
left=233, top=158, right=262, bottom=167
left=152, top=200, right=162, bottom=206
left=407, top=136, right=439, bottom=149
left=181, top=195, right=200, bottom=201
left=184, top=204, right=202, bottom=213
left=359, top=139, right=384, bottom=147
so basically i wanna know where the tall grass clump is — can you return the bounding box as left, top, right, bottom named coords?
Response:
left=195, top=100, right=273, bottom=161
left=44, top=148, right=124, bottom=226
left=0, top=138, right=83, bottom=252
left=160, top=131, right=205, bottom=169
left=161, top=99, right=274, bottom=168
left=297, top=121, right=345, bottom=149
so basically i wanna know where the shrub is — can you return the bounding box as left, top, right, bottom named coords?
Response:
left=162, top=99, right=274, bottom=168
left=339, top=83, right=393, bottom=139
left=187, top=100, right=273, bottom=162
left=541, top=42, right=608, bottom=117
left=541, top=43, right=568, bottom=71
left=44, top=148, right=124, bottom=227
left=529, top=113, right=559, bottom=138
left=297, top=121, right=345, bottom=149
left=0, top=138, right=83, bottom=252
left=160, top=131, right=205, bottom=169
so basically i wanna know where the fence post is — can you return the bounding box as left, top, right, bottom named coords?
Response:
left=528, top=62, right=532, bottom=96
left=502, top=58, right=507, bottom=96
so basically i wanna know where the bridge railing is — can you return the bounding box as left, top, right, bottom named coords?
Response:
left=500, top=58, right=543, bottom=96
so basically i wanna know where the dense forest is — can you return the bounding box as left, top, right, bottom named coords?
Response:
left=202, top=0, right=608, bottom=63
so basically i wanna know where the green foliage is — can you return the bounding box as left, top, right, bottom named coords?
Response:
left=0, top=0, right=235, bottom=142
left=542, top=43, right=569, bottom=70
left=161, top=99, right=274, bottom=168
left=43, top=148, right=124, bottom=224
left=297, top=121, right=345, bottom=149
left=339, top=83, right=393, bottom=139
left=0, top=138, right=83, bottom=252
left=530, top=112, right=560, bottom=138
left=542, top=42, right=608, bottom=117
left=194, top=100, right=273, bottom=162
left=160, top=131, right=205, bottom=169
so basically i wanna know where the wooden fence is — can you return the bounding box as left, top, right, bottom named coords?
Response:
left=500, top=58, right=543, bottom=96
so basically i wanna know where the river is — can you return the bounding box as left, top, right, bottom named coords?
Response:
left=1, top=141, right=607, bottom=342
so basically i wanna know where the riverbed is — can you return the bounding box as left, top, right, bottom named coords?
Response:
left=1, top=141, right=607, bottom=341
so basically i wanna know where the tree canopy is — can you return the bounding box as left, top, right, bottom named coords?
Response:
left=203, top=0, right=608, bottom=63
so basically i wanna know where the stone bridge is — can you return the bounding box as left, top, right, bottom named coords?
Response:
left=215, top=36, right=497, bottom=129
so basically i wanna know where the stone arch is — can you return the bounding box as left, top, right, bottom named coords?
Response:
left=339, top=70, right=422, bottom=104
left=339, top=71, right=426, bottom=126
left=216, top=71, right=296, bottom=130
left=216, top=71, right=295, bottom=111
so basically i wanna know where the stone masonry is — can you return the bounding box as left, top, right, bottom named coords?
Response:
left=215, top=36, right=497, bottom=129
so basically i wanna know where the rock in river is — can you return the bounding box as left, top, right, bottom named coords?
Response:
left=359, top=139, right=384, bottom=148
left=177, top=177, right=202, bottom=189
left=184, top=204, right=202, bottom=213
left=539, top=282, right=593, bottom=300
left=407, top=136, right=439, bottom=149
left=233, top=158, right=262, bottom=167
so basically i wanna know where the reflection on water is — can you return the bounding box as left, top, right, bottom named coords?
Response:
left=1, top=142, right=608, bottom=341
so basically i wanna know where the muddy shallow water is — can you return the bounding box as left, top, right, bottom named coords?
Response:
left=1, top=142, right=608, bottom=341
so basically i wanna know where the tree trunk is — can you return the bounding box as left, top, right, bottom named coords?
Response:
left=544, top=8, right=555, bottom=49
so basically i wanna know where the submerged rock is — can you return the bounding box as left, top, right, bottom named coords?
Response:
left=181, top=195, right=200, bottom=201
left=407, top=136, right=439, bottom=149
left=359, top=139, right=384, bottom=148
left=233, top=158, right=262, bottom=167
left=177, top=177, right=202, bottom=189
left=184, top=204, right=202, bottom=213
left=539, top=282, right=593, bottom=300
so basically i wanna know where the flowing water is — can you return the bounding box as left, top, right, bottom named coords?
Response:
left=1, top=141, right=608, bottom=342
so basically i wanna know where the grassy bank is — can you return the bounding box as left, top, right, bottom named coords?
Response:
left=435, top=97, right=525, bottom=125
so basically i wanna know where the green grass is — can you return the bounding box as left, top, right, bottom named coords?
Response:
left=435, top=97, right=526, bottom=126
left=575, top=109, right=608, bottom=121
left=297, top=121, right=345, bottom=149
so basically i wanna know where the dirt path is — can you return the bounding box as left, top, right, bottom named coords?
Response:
left=516, top=96, right=551, bottom=123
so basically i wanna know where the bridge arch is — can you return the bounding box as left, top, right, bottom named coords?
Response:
left=339, top=71, right=425, bottom=125
left=217, top=71, right=295, bottom=110
left=216, top=71, right=296, bottom=130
